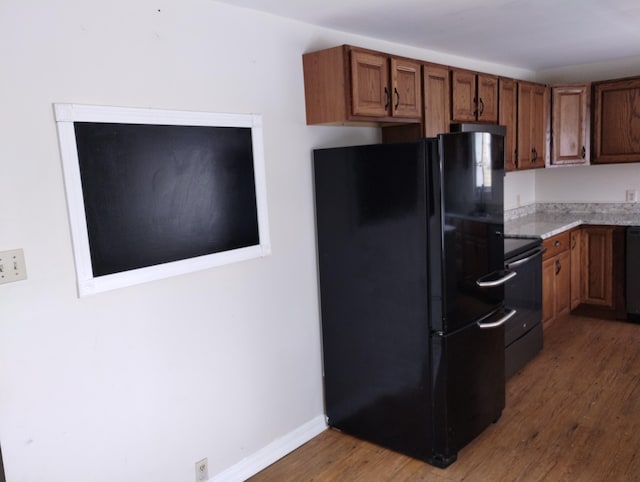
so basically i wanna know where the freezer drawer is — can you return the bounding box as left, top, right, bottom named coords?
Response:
left=431, top=310, right=506, bottom=467
left=505, top=322, right=543, bottom=379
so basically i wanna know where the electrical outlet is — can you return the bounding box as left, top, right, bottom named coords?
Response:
left=195, top=458, right=209, bottom=482
left=626, top=189, right=638, bottom=203
left=0, top=249, right=27, bottom=285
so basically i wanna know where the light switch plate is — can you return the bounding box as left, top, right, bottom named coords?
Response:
left=0, top=248, right=27, bottom=284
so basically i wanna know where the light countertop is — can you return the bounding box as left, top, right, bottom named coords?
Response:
left=504, top=203, right=640, bottom=239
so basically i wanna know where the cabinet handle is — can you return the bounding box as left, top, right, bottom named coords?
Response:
left=532, top=148, right=538, bottom=162
left=479, top=98, right=485, bottom=115
left=555, top=259, right=561, bottom=275
left=582, top=146, right=586, bottom=159
left=394, top=87, right=400, bottom=111
left=384, top=87, right=390, bottom=110
left=571, top=236, right=576, bottom=249
left=473, top=97, right=478, bottom=116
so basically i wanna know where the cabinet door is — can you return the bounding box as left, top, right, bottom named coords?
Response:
left=477, top=74, right=498, bottom=123
left=593, top=77, right=640, bottom=163
left=350, top=50, right=390, bottom=117
left=517, top=81, right=534, bottom=168
left=391, top=58, right=422, bottom=118
left=551, top=84, right=590, bottom=166
left=581, top=226, right=613, bottom=307
left=570, top=229, right=582, bottom=310
left=531, top=83, right=548, bottom=168
left=423, top=64, right=450, bottom=137
left=542, top=256, right=555, bottom=328
left=451, top=69, right=477, bottom=122
left=555, top=250, right=571, bottom=318
left=499, top=78, right=518, bottom=171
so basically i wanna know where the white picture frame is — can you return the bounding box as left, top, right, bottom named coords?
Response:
left=54, top=103, right=271, bottom=297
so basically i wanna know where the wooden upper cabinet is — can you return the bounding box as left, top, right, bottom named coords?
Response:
left=499, top=78, right=518, bottom=171
left=350, top=50, right=390, bottom=117
left=551, top=83, right=590, bottom=166
left=302, top=45, right=421, bottom=125
left=451, top=69, right=498, bottom=123
left=592, top=76, right=640, bottom=163
left=390, top=57, right=422, bottom=119
left=423, top=63, right=451, bottom=137
left=517, top=81, right=548, bottom=169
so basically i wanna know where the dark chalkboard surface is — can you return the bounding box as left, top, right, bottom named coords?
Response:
left=74, top=122, right=260, bottom=277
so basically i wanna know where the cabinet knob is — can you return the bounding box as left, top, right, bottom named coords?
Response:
left=554, top=240, right=561, bottom=247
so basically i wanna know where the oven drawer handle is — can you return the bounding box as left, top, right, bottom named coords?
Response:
left=476, top=270, right=517, bottom=287
left=478, top=308, right=517, bottom=329
left=505, top=246, right=546, bottom=269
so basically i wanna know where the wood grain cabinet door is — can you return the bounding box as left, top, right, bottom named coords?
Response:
left=551, top=84, right=590, bottom=166
left=477, top=74, right=499, bottom=123
left=391, top=58, right=422, bottom=119
left=531, top=83, right=548, bottom=168
left=451, top=69, right=477, bottom=122
left=350, top=50, right=390, bottom=117
left=423, top=64, right=450, bottom=137
left=499, top=78, right=518, bottom=171
left=570, top=229, right=582, bottom=310
left=593, top=76, right=640, bottom=163
left=581, top=226, right=614, bottom=307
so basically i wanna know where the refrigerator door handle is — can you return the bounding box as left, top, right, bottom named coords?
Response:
left=476, top=269, right=517, bottom=287
left=477, top=308, right=517, bottom=329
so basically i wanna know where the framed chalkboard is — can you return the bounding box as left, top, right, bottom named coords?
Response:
left=54, top=104, right=271, bottom=296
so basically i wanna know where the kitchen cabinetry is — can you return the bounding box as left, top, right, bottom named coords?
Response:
left=570, top=228, right=582, bottom=310
left=517, top=81, right=548, bottom=170
left=451, top=69, right=498, bottom=123
left=592, top=76, right=640, bottom=163
left=382, top=62, right=450, bottom=143
left=499, top=78, right=518, bottom=171
left=551, top=83, right=590, bottom=166
left=542, top=232, right=571, bottom=328
left=302, top=45, right=421, bottom=125
left=573, top=226, right=626, bottom=319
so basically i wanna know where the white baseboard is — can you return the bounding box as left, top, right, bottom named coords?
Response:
left=210, top=415, right=327, bottom=481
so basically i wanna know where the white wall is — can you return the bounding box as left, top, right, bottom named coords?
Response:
left=0, top=1, right=537, bottom=481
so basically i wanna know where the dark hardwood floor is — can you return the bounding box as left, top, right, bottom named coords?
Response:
left=249, top=315, right=640, bottom=481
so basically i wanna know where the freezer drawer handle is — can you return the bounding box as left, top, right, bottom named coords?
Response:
left=476, top=269, right=517, bottom=287
left=477, top=309, right=517, bottom=329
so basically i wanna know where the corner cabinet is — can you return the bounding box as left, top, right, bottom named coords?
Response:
left=302, top=45, right=421, bottom=125
left=572, top=226, right=626, bottom=319
left=517, top=81, right=548, bottom=170
left=550, top=83, right=590, bottom=166
left=451, top=69, right=498, bottom=123
left=592, top=76, right=640, bottom=163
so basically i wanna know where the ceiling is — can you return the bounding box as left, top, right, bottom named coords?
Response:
left=215, top=0, right=640, bottom=71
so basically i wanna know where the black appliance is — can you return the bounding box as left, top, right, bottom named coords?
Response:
left=627, top=227, right=640, bottom=321
left=313, top=132, right=515, bottom=468
left=504, top=237, right=545, bottom=379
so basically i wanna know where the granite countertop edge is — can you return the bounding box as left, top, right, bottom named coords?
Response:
left=504, top=203, right=640, bottom=239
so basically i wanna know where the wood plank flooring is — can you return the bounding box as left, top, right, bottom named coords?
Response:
left=249, top=315, right=640, bottom=481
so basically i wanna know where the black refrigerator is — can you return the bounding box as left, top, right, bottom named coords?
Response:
left=313, top=132, right=515, bottom=468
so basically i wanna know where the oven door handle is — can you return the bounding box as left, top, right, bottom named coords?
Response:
left=476, top=269, right=517, bottom=287
left=505, top=246, right=546, bottom=269
left=477, top=308, right=517, bottom=329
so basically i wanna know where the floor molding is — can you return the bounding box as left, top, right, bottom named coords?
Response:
left=210, top=415, right=327, bottom=481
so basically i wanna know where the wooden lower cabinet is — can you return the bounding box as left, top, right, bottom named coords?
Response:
left=572, top=225, right=626, bottom=319
left=542, top=232, right=571, bottom=328
left=570, top=228, right=582, bottom=310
